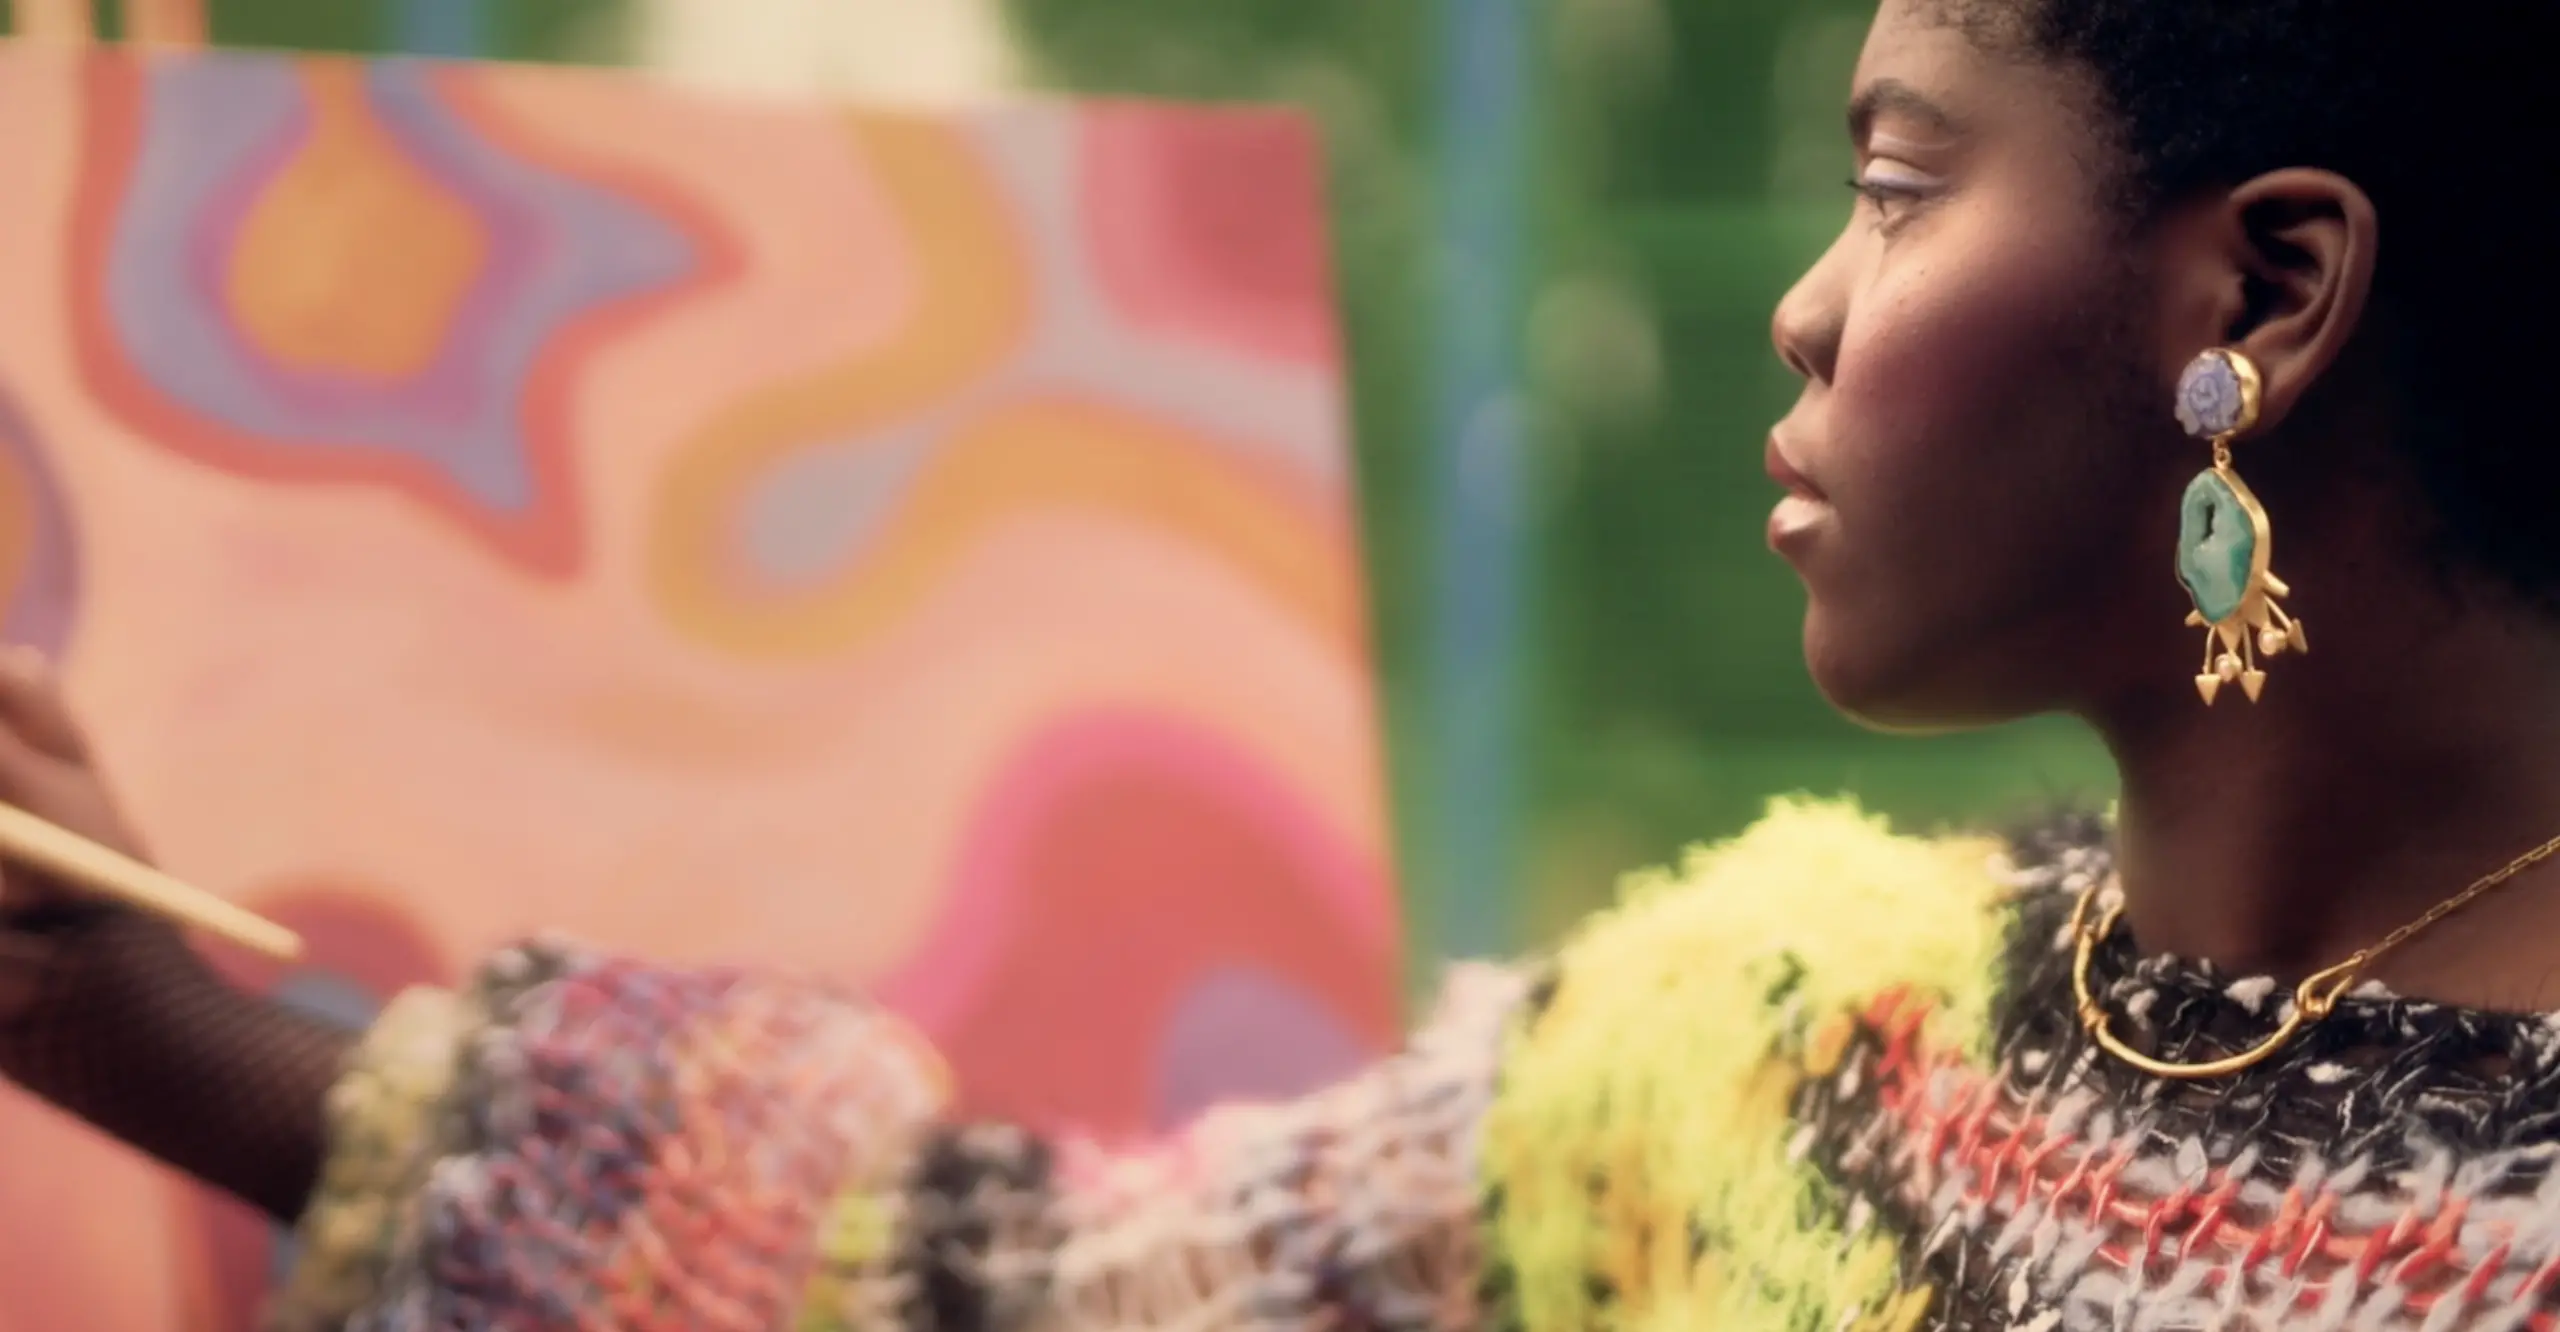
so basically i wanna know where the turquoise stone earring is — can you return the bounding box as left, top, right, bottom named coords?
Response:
left=2174, top=348, right=2304, bottom=704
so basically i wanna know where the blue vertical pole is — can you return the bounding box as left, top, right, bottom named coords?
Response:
left=393, top=0, right=484, bottom=56
left=1423, top=0, right=1534, bottom=961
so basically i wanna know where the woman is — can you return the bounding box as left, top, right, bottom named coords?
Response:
left=9, top=0, right=2560, bottom=1327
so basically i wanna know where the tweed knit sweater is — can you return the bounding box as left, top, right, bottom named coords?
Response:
left=254, top=800, right=2560, bottom=1332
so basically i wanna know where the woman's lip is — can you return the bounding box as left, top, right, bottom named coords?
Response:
left=1768, top=494, right=1829, bottom=552
left=1764, top=435, right=1830, bottom=556
left=1765, top=436, right=1826, bottom=500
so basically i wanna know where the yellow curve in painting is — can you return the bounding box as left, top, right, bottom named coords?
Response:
left=646, top=115, right=1034, bottom=655
left=225, top=61, right=488, bottom=380
left=659, top=393, right=1359, bottom=659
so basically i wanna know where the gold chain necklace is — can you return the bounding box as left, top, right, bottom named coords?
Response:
left=2069, top=831, right=2560, bottom=1080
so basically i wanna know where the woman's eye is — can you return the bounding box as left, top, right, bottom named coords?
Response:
left=1845, top=177, right=1894, bottom=206
left=1846, top=165, right=1930, bottom=230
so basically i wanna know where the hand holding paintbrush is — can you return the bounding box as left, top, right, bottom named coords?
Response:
left=0, top=651, right=302, bottom=993
left=0, top=648, right=330, bottom=1227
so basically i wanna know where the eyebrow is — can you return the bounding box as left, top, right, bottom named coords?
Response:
left=1848, top=79, right=1964, bottom=143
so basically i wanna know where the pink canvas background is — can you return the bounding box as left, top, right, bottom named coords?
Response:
left=0, top=42, right=1397, bottom=1330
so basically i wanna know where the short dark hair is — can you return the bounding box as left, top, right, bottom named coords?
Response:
left=1976, top=2, right=2556, bottom=606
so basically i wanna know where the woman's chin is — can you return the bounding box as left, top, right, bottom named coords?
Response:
left=1802, top=614, right=1903, bottom=724
left=1801, top=611, right=2027, bottom=735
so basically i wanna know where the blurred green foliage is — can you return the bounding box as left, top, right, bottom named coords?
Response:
left=50, top=0, right=619, bottom=60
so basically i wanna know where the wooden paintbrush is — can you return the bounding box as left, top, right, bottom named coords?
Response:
left=0, top=802, right=303, bottom=960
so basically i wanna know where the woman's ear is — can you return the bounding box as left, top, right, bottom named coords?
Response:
left=2206, top=168, right=2381, bottom=434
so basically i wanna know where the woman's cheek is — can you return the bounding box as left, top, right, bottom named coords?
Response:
left=1835, top=240, right=2091, bottom=460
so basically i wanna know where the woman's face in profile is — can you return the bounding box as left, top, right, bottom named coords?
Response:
left=1768, top=0, right=2193, bottom=730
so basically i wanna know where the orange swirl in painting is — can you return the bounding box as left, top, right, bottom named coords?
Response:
left=223, top=62, right=490, bottom=381
left=65, top=53, right=742, bottom=578
left=645, top=117, right=1038, bottom=656
left=655, top=392, right=1360, bottom=659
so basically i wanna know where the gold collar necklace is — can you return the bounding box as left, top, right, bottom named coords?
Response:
left=2069, top=832, right=2560, bottom=1079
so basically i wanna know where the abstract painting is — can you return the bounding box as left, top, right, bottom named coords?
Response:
left=0, top=42, right=1394, bottom=1331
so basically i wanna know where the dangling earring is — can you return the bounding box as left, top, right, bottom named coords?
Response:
left=2175, top=348, right=2304, bottom=705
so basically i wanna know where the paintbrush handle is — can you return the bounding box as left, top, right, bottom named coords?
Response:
left=0, top=802, right=303, bottom=961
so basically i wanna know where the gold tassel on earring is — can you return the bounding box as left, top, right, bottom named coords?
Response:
left=2174, top=348, right=2304, bottom=705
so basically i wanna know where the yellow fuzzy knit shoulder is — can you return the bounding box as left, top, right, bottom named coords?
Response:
left=1479, top=797, right=2012, bottom=1332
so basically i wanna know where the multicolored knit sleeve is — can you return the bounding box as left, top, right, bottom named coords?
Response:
left=262, top=941, right=1533, bottom=1332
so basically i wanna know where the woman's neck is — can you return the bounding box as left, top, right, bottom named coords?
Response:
left=2091, top=587, right=2560, bottom=1009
